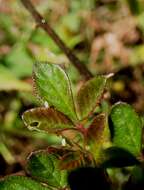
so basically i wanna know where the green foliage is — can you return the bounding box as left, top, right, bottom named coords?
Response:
left=0, top=176, right=51, bottom=190
left=33, top=62, right=78, bottom=122
left=2, top=63, right=144, bottom=189
left=4, top=43, right=33, bottom=78
left=131, top=45, right=144, bottom=65
left=21, top=62, right=143, bottom=190
left=2, top=1, right=144, bottom=189
left=27, top=151, right=68, bottom=188
left=109, top=103, right=142, bottom=156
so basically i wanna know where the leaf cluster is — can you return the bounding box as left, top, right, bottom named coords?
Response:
left=0, top=62, right=144, bottom=190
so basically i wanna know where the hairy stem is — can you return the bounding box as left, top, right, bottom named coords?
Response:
left=20, top=0, right=93, bottom=80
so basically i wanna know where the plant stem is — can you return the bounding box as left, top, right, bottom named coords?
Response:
left=20, top=0, right=93, bottom=80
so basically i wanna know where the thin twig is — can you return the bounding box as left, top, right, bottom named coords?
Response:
left=20, top=0, right=93, bottom=80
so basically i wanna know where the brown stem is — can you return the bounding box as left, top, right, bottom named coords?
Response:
left=20, top=0, right=93, bottom=80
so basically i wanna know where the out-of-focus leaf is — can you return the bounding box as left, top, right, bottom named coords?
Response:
left=27, top=151, right=68, bottom=188
left=126, top=0, right=140, bottom=15
left=61, top=13, right=81, bottom=33
left=28, top=44, right=67, bottom=64
left=109, top=102, right=142, bottom=156
left=0, top=176, right=51, bottom=190
left=0, top=14, right=13, bottom=33
left=22, top=107, right=74, bottom=133
left=0, top=142, right=15, bottom=164
left=71, top=0, right=95, bottom=11
left=0, top=64, right=31, bottom=91
left=138, top=12, right=144, bottom=35
left=0, top=13, right=16, bottom=43
left=131, top=45, right=144, bottom=65
left=102, top=147, right=139, bottom=168
left=55, top=24, right=82, bottom=49
left=32, top=22, right=82, bottom=51
left=5, top=43, right=33, bottom=78
left=76, top=76, right=107, bottom=120
left=31, top=29, right=60, bottom=53
left=33, top=62, right=78, bottom=122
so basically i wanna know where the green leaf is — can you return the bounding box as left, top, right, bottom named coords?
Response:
left=109, top=103, right=142, bottom=156
left=61, top=13, right=80, bottom=33
left=31, top=29, right=60, bottom=53
left=33, top=62, right=78, bottom=122
left=22, top=107, right=73, bottom=133
left=0, top=65, right=31, bottom=91
left=76, top=76, right=107, bottom=120
left=0, top=176, right=50, bottom=190
left=27, top=150, right=68, bottom=188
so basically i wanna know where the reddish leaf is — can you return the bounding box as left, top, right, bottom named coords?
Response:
left=22, top=107, right=74, bottom=134
left=87, top=114, right=106, bottom=142
left=86, top=114, right=110, bottom=162
left=76, top=76, right=107, bottom=120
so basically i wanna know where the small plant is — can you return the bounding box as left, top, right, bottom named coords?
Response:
left=0, top=62, right=143, bottom=190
